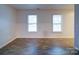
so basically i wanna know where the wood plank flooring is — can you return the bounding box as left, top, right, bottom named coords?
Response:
left=0, top=38, right=77, bottom=55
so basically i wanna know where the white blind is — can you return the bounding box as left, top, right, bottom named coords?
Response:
left=53, top=15, right=62, bottom=32
left=28, top=15, right=37, bottom=32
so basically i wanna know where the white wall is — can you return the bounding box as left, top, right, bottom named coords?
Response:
left=15, top=9, right=74, bottom=38
left=0, top=5, right=16, bottom=48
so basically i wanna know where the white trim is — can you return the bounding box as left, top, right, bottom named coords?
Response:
left=0, top=37, right=16, bottom=49
left=74, top=47, right=79, bottom=51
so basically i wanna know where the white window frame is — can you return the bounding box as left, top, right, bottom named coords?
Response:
left=52, top=14, right=63, bottom=32
left=28, top=15, right=37, bottom=32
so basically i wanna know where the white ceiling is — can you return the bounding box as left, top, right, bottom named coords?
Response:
left=10, top=4, right=74, bottom=10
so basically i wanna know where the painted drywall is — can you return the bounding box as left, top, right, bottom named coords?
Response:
left=0, top=5, right=16, bottom=48
left=75, top=4, right=79, bottom=50
left=15, top=9, right=74, bottom=38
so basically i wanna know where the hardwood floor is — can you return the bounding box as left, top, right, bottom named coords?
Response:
left=0, top=38, right=76, bottom=55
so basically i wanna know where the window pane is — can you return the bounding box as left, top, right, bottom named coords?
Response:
left=28, top=15, right=37, bottom=23
left=53, top=24, right=62, bottom=32
left=53, top=15, right=62, bottom=23
left=53, top=15, right=62, bottom=32
left=28, top=15, right=37, bottom=32
left=28, top=24, right=37, bottom=32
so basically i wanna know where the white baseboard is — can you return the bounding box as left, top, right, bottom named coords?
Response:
left=0, top=37, right=16, bottom=49
left=75, top=47, right=79, bottom=51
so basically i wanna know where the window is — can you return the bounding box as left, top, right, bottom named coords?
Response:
left=28, top=15, right=37, bottom=32
left=52, top=15, right=62, bottom=32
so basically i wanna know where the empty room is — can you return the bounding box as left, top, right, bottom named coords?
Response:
left=0, top=4, right=76, bottom=55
